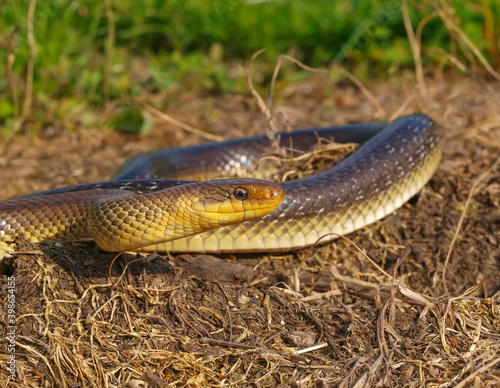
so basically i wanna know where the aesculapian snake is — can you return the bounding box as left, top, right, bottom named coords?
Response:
left=0, top=114, right=441, bottom=256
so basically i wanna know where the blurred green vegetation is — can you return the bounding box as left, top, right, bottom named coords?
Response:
left=0, top=0, right=498, bottom=134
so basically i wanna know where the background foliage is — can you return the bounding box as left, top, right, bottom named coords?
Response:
left=0, top=0, right=498, bottom=134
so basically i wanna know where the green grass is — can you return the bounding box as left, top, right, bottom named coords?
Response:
left=0, top=0, right=498, bottom=135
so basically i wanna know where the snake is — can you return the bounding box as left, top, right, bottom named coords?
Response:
left=0, top=113, right=441, bottom=256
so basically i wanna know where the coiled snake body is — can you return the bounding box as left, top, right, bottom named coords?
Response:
left=0, top=114, right=441, bottom=255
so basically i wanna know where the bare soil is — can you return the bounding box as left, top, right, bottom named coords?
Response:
left=1, top=73, right=499, bottom=387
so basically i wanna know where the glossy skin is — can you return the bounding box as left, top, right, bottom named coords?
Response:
left=0, top=114, right=441, bottom=254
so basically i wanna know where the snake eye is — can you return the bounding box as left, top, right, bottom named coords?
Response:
left=234, top=187, right=248, bottom=200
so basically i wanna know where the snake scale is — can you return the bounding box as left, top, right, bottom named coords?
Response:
left=0, top=113, right=441, bottom=256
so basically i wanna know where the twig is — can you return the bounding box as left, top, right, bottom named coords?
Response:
left=415, top=12, right=438, bottom=57
left=267, top=54, right=326, bottom=109
left=453, top=357, right=500, bottom=388
left=108, top=250, right=125, bottom=282
left=402, top=0, right=428, bottom=100
left=201, top=337, right=258, bottom=349
left=247, top=51, right=327, bottom=154
left=388, top=95, right=416, bottom=122
left=482, top=0, right=500, bottom=66
left=428, top=46, right=469, bottom=73
left=142, top=103, right=224, bottom=141
left=17, top=342, right=58, bottom=383
left=246, top=49, right=275, bottom=137
left=338, top=68, right=386, bottom=118
left=305, top=232, right=393, bottom=280
left=328, top=265, right=434, bottom=307
left=294, top=342, right=328, bottom=354
left=300, top=289, right=343, bottom=302
left=435, top=0, right=500, bottom=81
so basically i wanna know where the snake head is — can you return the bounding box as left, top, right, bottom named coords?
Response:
left=88, top=179, right=284, bottom=252
left=190, top=179, right=285, bottom=223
